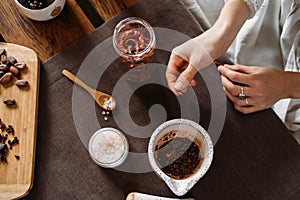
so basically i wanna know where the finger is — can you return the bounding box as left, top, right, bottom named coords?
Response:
left=224, top=89, right=256, bottom=107
left=221, top=75, right=240, bottom=96
left=174, top=63, right=198, bottom=93
left=166, top=68, right=197, bottom=95
left=166, top=54, right=185, bottom=95
left=167, top=53, right=188, bottom=70
left=222, top=64, right=257, bottom=74
left=166, top=67, right=180, bottom=95
left=190, top=79, right=197, bottom=87
left=218, top=65, right=251, bottom=85
left=221, top=75, right=252, bottom=97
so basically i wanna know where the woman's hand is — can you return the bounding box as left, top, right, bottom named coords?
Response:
left=165, top=37, right=211, bottom=95
left=218, top=64, right=288, bottom=114
left=166, top=0, right=251, bottom=95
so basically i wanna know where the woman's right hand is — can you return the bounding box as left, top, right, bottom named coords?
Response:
left=165, top=37, right=213, bottom=95
left=165, top=0, right=252, bottom=95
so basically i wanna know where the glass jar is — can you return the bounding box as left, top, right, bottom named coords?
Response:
left=88, top=127, right=129, bottom=168
left=113, top=17, right=156, bottom=82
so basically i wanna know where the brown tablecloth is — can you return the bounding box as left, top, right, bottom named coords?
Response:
left=23, top=0, right=300, bottom=199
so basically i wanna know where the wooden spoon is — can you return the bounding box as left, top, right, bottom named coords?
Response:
left=62, top=69, right=116, bottom=111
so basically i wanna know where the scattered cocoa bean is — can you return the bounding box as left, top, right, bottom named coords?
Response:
left=8, top=56, right=17, bottom=65
left=8, top=137, right=18, bottom=149
left=0, top=49, right=28, bottom=86
left=0, top=49, right=5, bottom=56
left=0, top=143, right=8, bottom=163
left=0, top=72, right=13, bottom=84
left=6, top=125, right=14, bottom=134
left=0, top=124, right=6, bottom=132
left=0, top=64, right=9, bottom=71
left=16, top=79, right=29, bottom=87
left=3, top=98, right=16, bottom=106
left=1, top=54, right=8, bottom=64
left=0, top=119, right=19, bottom=163
left=9, top=66, right=20, bottom=77
left=14, top=63, right=27, bottom=70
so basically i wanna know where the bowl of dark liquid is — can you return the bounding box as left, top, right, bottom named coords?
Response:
left=14, top=0, right=65, bottom=21
left=148, top=119, right=213, bottom=196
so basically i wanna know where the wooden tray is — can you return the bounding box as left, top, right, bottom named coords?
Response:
left=0, top=43, right=39, bottom=200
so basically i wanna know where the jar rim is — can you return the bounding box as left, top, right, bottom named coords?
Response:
left=113, top=17, right=156, bottom=58
left=88, top=127, right=129, bottom=167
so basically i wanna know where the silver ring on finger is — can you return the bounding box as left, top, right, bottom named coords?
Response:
left=238, top=86, right=246, bottom=99
left=245, top=97, right=249, bottom=106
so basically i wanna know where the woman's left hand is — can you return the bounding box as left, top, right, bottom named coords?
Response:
left=218, top=64, right=287, bottom=114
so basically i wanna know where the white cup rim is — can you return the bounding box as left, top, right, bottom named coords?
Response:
left=14, top=0, right=66, bottom=21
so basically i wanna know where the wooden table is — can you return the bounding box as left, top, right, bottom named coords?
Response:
left=0, top=0, right=138, bottom=62
left=1, top=0, right=300, bottom=200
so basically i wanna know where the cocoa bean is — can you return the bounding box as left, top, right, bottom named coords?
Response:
left=1, top=55, right=8, bottom=64
left=8, top=56, right=17, bottom=65
left=3, top=98, right=16, bottom=106
left=9, top=66, right=20, bottom=77
left=14, top=63, right=27, bottom=70
left=16, top=80, right=29, bottom=87
left=0, top=72, right=13, bottom=84
left=0, top=49, right=5, bottom=56
left=0, top=64, right=9, bottom=71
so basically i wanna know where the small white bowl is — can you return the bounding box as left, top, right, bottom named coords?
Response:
left=88, top=127, right=129, bottom=168
left=14, top=0, right=66, bottom=21
left=148, top=119, right=213, bottom=196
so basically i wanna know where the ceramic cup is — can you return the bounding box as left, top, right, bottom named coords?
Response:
left=148, top=119, right=214, bottom=196
left=14, top=0, right=66, bottom=21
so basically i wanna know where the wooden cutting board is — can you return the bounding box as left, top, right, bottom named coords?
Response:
left=0, top=43, right=39, bottom=200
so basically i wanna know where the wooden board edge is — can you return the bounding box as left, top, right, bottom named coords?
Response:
left=0, top=42, right=39, bottom=63
left=21, top=43, right=40, bottom=199
left=0, top=184, right=32, bottom=200
left=29, top=47, right=41, bottom=198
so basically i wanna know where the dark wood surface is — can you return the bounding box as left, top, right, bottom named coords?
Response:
left=1, top=0, right=300, bottom=199
left=0, top=0, right=138, bottom=62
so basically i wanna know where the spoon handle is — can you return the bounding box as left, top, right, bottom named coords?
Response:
left=62, top=69, right=95, bottom=96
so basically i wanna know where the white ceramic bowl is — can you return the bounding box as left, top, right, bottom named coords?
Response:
left=88, top=127, right=129, bottom=168
left=14, top=0, right=66, bottom=21
left=148, top=119, right=213, bottom=196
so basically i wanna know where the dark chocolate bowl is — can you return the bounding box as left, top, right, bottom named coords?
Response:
left=148, top=119, right=214, bottom=196
left=14, top=0, right=65, bottom=21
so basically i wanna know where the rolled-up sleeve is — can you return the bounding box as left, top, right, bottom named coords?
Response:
left=224, top=0, right=264, bottom=18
